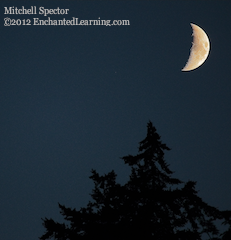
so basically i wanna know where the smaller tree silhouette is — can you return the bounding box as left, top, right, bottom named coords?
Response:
left=40, top=121, right=231, bottom=239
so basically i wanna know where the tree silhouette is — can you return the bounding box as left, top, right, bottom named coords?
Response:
left=40, top=121, right=231, bottom=239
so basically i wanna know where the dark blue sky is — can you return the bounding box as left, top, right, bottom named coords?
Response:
left=1, top=1, right=231, bottom=239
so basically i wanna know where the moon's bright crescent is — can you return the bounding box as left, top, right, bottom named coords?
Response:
left=182, top=23, right=210, bottom=71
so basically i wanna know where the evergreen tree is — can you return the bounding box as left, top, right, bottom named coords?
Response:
left=40, top=121, right=231, bottom=239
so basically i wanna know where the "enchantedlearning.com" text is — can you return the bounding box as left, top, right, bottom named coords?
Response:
left=33, top=17, right=130, bottom=26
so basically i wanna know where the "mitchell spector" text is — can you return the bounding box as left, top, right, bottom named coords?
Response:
left=4, top=6, right=69, bottom=17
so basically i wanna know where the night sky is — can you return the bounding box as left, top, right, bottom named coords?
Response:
left=1, top=1, right=231, bottom=239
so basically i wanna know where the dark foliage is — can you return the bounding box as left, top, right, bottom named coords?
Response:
left=40, top=121, right=231, bottom=239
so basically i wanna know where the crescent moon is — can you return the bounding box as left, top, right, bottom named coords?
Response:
left=182, top=23, right=210, bottom=71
